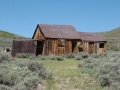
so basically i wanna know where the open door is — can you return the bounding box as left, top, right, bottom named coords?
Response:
left=72, top=41, right=78, bottom=53
left=36, top=41, right=44, bottom=56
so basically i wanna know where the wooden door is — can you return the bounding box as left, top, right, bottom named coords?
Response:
left=89, top=42, right=94, bottom=54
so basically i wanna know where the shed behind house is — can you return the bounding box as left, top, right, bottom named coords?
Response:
left=78, top=32, right=106, bottom=54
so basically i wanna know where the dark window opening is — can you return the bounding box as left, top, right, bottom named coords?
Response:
left=99, top=43, right=104, bottom=48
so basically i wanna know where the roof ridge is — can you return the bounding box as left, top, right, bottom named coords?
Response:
left=38, top=23, right=74, bottom=26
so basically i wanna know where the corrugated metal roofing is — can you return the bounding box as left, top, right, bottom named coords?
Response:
left=78, top=32, right=106, bottom=42
left=37, top=24, right=80, bottom=39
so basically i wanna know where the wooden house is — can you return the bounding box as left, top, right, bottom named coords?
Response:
left=11, top=24, right=107, bottom=57
left=78, top=32, right=106, bottom=54
left=12, top=24, right=81, bottom=57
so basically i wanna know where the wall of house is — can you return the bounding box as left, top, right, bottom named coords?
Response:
left=97, top=42, right=106, bottom=54
left=11, top=40, right=36, bottom=57
left=81, top=41, right=106, bottom=54
left=43, top=39, right=80, bottom=55
left=33, top=27, right=44, bottom=39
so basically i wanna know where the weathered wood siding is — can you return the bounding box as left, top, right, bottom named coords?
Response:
left=11, top=40, right=36, bottom=57
left=97, top=42, right=106, bottom=54
left=32, top=25, right=81, bottom=55
left=42, top=39, right=80, bottom=55
left=33, top=27, right=44, bottom=39
left=81, top=41, right=106, bottom=54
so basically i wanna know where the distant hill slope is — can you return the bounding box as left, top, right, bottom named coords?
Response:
left=0, top=30, right=26, bottom=47
left=101, top=27, right=120, bottom=38
left=100, top=27, right=120, bottom=51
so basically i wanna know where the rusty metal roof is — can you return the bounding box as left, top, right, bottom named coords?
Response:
left=78, top=32, right=106, bottom=42
left=37, top=24, right=80, bottom=39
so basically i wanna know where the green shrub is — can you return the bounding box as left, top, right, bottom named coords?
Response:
left=23, top=76, right=40, bottom=90
left=28, top=61, right=47, bottom=79
left=99, top=75, right=111, bottom=87
left=0, top=85, right=12, bottom=90
left=0, top=52, right=14, bottom=63
left=78, top=63, right=83, bottom=68
left=90, top=53, right=100, bottom=58
left=77, top=52, right=89, bottom=58
left=13, top=73, right=40, bottom=90
left=0, top=70, right=19, bottom=86
left=16, top=53, right=35, bottom=58
left=28, top=54, right=36, bottom=60
left=47, top=54, right=64, bottom=61
left=65, top=53, right=75, bottom=58
left=84, top=87, right=96, bottom=90
left=74, top=55, right=83, bottom=60
left=47, top=54, right=56, bottom=60
left=84, top=57, right=94, bottom=64
left=55, top=56, right=64, bottom=61
left=37, top=55, right=46, bottom=60
left=80, top=51, right=120, bottom=89
left=0, top=59, right=50, bottom=89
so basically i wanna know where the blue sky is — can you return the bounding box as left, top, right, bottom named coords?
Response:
left=0, top=0, right=120, bottom=38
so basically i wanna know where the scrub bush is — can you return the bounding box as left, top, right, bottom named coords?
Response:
left=0, top=52, right=14, bottom=63
left=79, top=51, right=120, bottom=89
left=55, top=56, right=64, bottom=61
left=47, top=54, right=56, bottom=60
left=16, top=53, right=35, bottom=58
left=37, top=55, right=46, bottom=60
left=65, top=53, right=75, bottom=58
left=77, top=52, right=89, bottom=58
left=0, top=57, right=51, bottom=90
left=0, top=85, right=12, bottom=90
left=74, top=55, right=83, bottom=60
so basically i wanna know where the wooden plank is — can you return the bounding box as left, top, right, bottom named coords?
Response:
left=87, top=42, right=89, bottom=53
left=68, top=41, right=70, bottom=53
left=49, top=39, right=52, bottom=54
left=82, top=41, right=84, bottom=52
left=52, top=39, right=54, bottom=54
left=56, top=40, right=58, bottom=55
left=65, top=40, right=68, bottom=54
left=54, top=39, right=57, bottom=55
left=94, top=43, right=95, bottom=53
left=54, top=40, right=56, bottom=55
left=62, top=47, right=64, bottom=55
left=85, top=42, right=86, bottom=52
left=70, top=41, right=72, bottom=53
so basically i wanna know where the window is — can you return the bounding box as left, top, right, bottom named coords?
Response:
left=99, top=43, right=104, bottom=48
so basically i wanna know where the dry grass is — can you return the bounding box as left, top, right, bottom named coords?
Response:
left=40, top=59, right=103, bottom=90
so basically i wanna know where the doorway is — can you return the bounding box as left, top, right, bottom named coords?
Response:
left=72, top=41, right=77, bottom=53
left=89, top=42, right=94, bottom=54
left=36, top=41, right=44, bottom=56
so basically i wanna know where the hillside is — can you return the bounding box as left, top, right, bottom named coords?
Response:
left=100, top=27, right=120, bottom=51
left=101, top=27, right=120, bottom=38
left=0, top=30, right=26, bottom=47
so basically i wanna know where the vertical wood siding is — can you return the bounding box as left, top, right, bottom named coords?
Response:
left=81, top=41, right=106, bottom=54
left=33, top=27, right=44, bottom=39
left=11, top=40, right=36, bottom=57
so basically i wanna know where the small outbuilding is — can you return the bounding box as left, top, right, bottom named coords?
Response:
left=11, top=39, right=45, bottom=57
left=78, top=32, right=106, bottom=54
